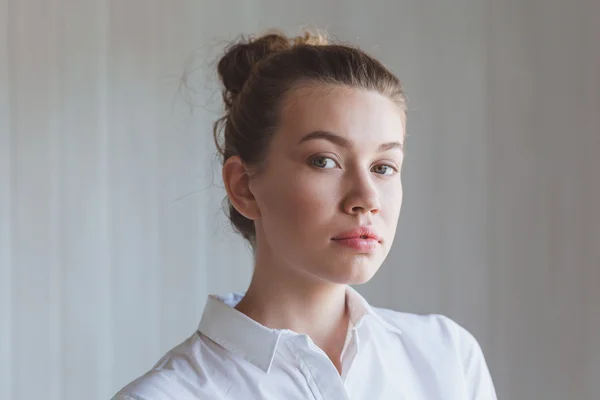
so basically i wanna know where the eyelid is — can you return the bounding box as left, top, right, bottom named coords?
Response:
left=308, top=153, right=342, bottom=168
left=373, top=160, right=400, bottom=172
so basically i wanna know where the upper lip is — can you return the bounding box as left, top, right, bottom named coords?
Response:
left=332, top=226, right=382, bottom=242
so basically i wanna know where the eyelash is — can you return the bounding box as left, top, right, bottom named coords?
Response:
left=308, top=155, right=399, bottom=176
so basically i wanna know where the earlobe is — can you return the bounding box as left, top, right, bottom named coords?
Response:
left=222, top=156, right=261, bottom=220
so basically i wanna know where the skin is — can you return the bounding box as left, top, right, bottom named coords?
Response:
left=222, top=84, right=405, bottom=373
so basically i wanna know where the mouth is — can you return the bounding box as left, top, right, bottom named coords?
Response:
left=332, top=226, right=381, bottom=242
left=331, top=226, right=382, bottom=252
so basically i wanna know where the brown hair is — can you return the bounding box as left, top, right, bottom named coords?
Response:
left=213, top=29, right=407, bottom=246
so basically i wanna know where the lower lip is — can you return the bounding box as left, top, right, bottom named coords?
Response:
left=332, top=237, right=380, bottom=252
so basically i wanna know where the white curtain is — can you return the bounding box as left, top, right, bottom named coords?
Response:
left=1, top=1, right=598, bottom=399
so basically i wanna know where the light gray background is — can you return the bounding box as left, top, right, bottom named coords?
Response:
left=1, top=1, right=599, bottom=399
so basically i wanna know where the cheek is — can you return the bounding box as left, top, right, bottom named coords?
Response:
left=381, top=180, right=403, bottom=218
left=259, top=167, right=337, bottom=234
left=273, top=175, right=332, bottom=218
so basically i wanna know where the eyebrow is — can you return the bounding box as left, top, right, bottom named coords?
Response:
left=298, top=130, right=404, bottom=152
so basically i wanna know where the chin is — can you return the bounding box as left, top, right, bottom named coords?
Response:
left=318, top=259, right=381, bottom=286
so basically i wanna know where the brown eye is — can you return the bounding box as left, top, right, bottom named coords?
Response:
left=372, top=164, right=396, bottom=176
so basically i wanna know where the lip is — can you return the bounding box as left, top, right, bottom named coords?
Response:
left=331, top=226, right=382, bottom=252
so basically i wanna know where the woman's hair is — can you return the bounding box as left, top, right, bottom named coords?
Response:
left=213, top=29, right=407, bottom=246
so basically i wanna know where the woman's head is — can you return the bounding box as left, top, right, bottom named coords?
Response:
left=215, top=30, right=406, bottom=285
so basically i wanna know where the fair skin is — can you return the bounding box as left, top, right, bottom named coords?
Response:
left=222, top=84, right=405, bottom=373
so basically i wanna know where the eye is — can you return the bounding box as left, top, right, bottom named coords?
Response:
left=372, top=164, right=397, bottom=176
left=310, top=155, right=338, bottom=169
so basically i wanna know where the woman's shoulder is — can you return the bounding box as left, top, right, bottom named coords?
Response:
left=370, top=307, right=496, bottom=398
left=372, top=306, right=485, bottom=357
left=111, top=332, right=218, bottom=400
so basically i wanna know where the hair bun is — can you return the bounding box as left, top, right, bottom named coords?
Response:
left=291, top=31, right=329, bottom=46
left=216, top=30, right=329, bottom=108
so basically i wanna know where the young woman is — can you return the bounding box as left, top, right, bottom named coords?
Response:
left=114, top=30, right=497, bottom=400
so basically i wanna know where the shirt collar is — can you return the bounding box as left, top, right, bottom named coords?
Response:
left=197, top=286, right=401, bottom=373
left=345, top=286, right=403, bottom=335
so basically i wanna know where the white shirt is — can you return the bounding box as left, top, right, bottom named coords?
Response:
left=113, top=287, right=497, bottom=400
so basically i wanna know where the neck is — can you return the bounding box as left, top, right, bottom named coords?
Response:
left=235, top=246, right=349, bottom=369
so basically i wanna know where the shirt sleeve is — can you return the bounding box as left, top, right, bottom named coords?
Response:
left=452, top=318, right=498, bottom=400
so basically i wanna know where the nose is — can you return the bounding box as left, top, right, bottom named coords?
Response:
left=342, top=171, right=381, bottom=216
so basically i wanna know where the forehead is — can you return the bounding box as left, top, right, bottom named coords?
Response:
left=278, top=84, right=405, bottom=146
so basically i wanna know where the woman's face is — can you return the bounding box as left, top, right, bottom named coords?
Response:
left=250, top=84, right=405, bottom=285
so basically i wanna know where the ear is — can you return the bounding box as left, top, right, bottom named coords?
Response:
left=222, top=155, right=261, bottom=220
